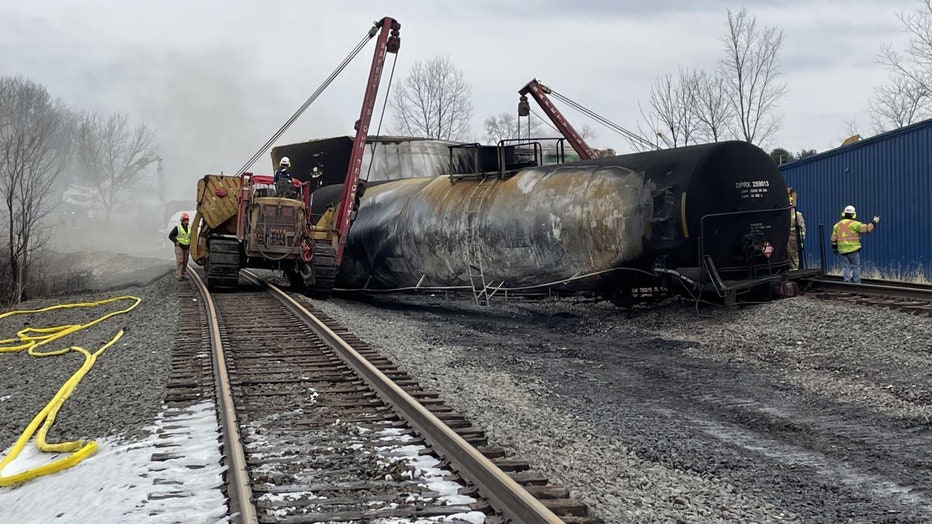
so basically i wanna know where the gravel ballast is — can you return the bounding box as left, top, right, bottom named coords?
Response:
left=3, top=255, right=931, bottom=523
left=307, top=293, right=932, bottom=523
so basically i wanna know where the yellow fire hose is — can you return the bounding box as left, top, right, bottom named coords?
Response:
left=0, top=296, right=141, bottom=487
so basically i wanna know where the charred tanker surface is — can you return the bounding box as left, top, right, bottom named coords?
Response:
left=333, top=166, right=650, bottom=290
left=322, top=141, right=789, bottom=298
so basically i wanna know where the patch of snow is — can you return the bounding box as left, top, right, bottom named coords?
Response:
left=0, top=401, right=227, bottom=523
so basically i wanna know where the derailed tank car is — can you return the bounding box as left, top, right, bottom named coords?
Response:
left=311, top=140, right=791, bottom=303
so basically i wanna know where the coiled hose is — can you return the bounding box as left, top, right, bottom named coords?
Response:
left=0, top=295, right=141, bottom=487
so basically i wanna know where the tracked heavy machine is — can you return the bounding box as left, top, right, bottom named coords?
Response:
left=189, top=17, right=401, bottom=295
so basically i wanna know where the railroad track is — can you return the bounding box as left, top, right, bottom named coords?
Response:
left=166, top=269, right=593, bottom=523
left=805, top=275, right=932, bottom=315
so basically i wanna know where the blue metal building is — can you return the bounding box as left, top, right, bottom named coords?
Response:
left=780, top=119, right=932, bottom=277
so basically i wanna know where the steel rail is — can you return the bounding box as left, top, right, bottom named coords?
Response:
left=188, top=269, right=258, bottom=524
left=808, top=276, right=932, bottom=302
left=242, top=271, right=563, bottom=524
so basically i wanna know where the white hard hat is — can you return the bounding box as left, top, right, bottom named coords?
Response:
left=280, top=156, right=291, bottom=167
left=843, top=205, right=856, bottom=214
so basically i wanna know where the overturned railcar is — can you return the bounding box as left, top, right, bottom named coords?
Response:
left=312, top=140, right=790, bottom=302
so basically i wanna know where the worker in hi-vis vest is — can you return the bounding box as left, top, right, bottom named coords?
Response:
left=831, top=205, right=880, bottom=284
left=168, top=212, right=191, bottom=281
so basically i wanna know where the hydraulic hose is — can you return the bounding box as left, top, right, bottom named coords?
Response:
left=0, top=296, right=141, bottom=487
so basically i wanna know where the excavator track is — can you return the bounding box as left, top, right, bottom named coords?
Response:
left=306, top=244, right=337, bottom=298
left=205, top=238, right=242, bottom=289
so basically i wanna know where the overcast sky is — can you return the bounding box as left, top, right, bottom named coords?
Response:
left=0, top=0, right=919, bottom=200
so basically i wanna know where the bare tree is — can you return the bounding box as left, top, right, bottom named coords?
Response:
left=634, top=70, right=697, bottom=149
left=389, top=55, right=474, bottom=140
left=691, top=69, right=734, bottom=143
left=720, top=8, right=788, bottom=145
left=484, top=113, right=519, bottom=144
left=74, top=112, right=159, bottom=223
left=0, top=77, right=71, bottom=304
left=869, top=75, right=928, bottom=131
left=870, top=1, right=932, bottom=131
left=842, top=119, right=861, bottom=138
left=633, top=107, right=671, bottom=151
left=577, top=124, right=598, bottom=142
left=483, top=112, right=546, bottom=144
left=665, top=70, right=699, bottom=147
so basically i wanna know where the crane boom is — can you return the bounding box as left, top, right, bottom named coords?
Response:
left=518, top=79, right=594, bottom=160
left=334, top=16, right=401, bottom=263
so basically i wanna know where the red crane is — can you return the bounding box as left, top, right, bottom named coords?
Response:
left=518, top=79, right=594, bottom=160
left=191, top=17, right=401, bottom=294
left=333, top=17, right=401, bottom=263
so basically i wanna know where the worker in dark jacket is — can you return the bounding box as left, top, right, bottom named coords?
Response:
left=274, top=157, right=295, bottom=198
left=831, top=205, right=879, bottom=283
left=168, top=212, right=191, bottom=280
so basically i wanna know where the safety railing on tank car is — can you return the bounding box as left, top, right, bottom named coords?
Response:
left=697, top=206, right=792, bottom=298
left=497, top=137, right=570, bottom=171
left=449, top=138, right=572, bottom=182
left=497, top=138, right=543, bottom=174
left=448, top=143, right=485, bottom=181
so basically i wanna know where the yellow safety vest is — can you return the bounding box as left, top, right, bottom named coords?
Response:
left=831, top=219, right=871, bottom=254
left=176, top=224, right=191, bottom=247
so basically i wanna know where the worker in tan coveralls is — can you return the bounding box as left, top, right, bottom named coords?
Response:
left=168, top=212, right=191, bottom=280
left=787, top=188, right=806, bottom=270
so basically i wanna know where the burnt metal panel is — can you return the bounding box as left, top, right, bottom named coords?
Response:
left=781, top=119, right=932, bottom=276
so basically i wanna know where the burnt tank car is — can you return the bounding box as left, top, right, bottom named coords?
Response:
left=311, top=140, right=790, bottom=300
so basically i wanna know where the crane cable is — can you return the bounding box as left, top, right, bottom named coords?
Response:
left=233, top=27, right=379, bottom=177
left=547, top=89, right=659, bottom=150
left=528, top=109, right=559, bottom=135
left=0, top=295, right=141, bottom=487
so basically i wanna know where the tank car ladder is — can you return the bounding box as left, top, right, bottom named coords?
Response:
left=464, top=177, right=496, bottom=305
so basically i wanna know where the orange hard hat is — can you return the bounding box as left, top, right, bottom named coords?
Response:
left=181, top=212, right=190, bottom=221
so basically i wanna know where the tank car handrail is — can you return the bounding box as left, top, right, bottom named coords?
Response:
left=696, top=205, right=792, bottom=298
left=697, top=204, right=792, bottom=253
left=496, top=139, right=542, bottom=175
left=498, top=137, right=570, bottom=167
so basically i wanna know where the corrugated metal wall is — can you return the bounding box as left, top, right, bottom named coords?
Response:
left=780, top=119, right=932, bottom=278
